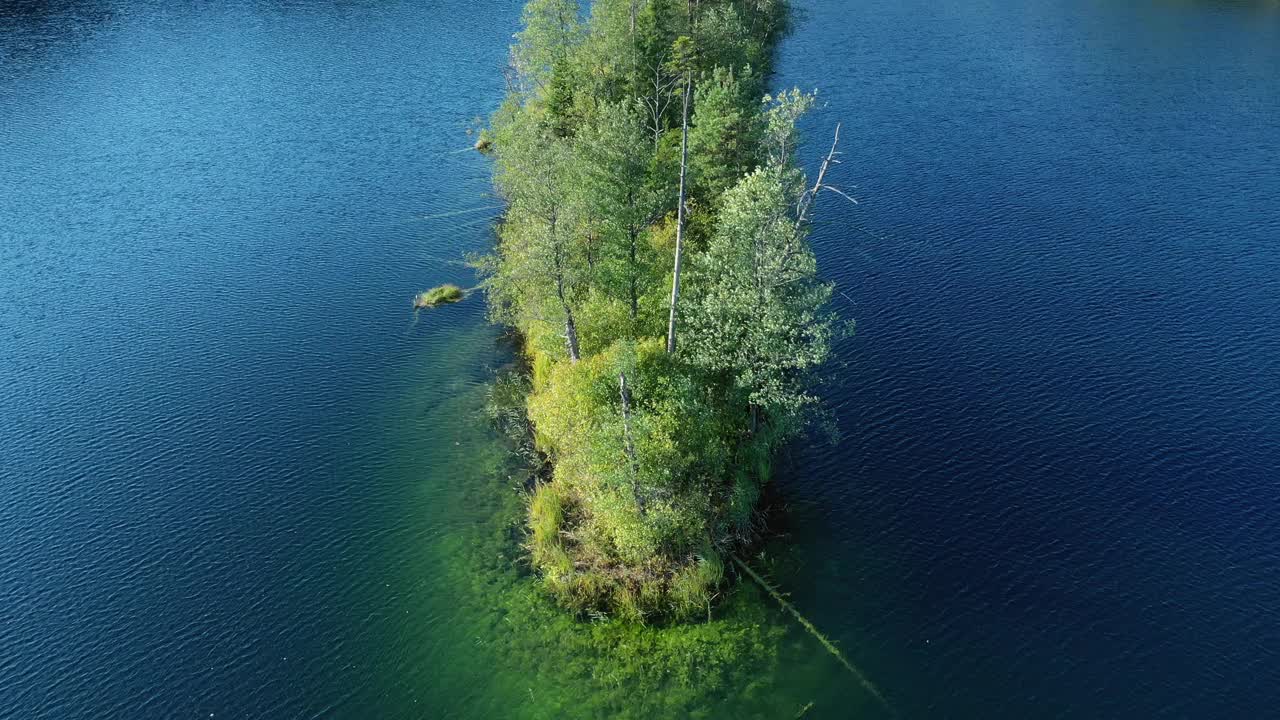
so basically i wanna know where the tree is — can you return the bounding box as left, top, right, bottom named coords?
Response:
left=761, top=87, right=814, bottom=168
left=688, top=65, right=761, bottom=202
left=665, top=35, right=695, bottom=353
left=489, top=113, right=590, bottom=363
left=684, top=92, right=844, bottom=425
left=513, top=0, right=584, bottom=90
left=544, top=57, right=580, bottom=137
left=685, top=164, right=833, bottom=423
left=693, top=2, right=754, bottom=75
left=573, top=102, right=663, bottom=324
left=635, top=0, right=688, bottom=150
left=574, top=0, right=645, bottom=109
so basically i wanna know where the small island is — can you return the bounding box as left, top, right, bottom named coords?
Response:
left=414, top=283, right=466, bottom=309
left=481, top=0, right=846, bottom=623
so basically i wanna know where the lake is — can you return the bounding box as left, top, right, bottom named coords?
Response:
left=2, top=0, right=1278, bottom=718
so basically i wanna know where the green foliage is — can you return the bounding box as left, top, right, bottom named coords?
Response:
left=685, top=162, right=834, bottom=419
left=689, top=65, right=762, bottom=202
left=574, top=0, right=639, bottom=105
left=481, top=0, right=841, bottom=621
left=636, top=0, right=689, bottom=69
left=513, top=0, right=584, bottom=89
left=762, top=87, right=816, bottom=168
left=485, top=367, right=533, bottom=447
left=668, top=35, right=697, bottom=79
left=528, top=339, right=725, bottom=562
left=695, top=3, right=759, bottom=77
left=545, top=58, right=581, bottom=137
left=486, top=107, right=591, bottom=361
left=530, top=482, right=569, bottom=567
left=573, top=102, right=666, bottom=326
left=669, top=546, right=725, bottom=620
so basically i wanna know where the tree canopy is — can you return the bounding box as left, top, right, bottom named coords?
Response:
left=481, top=0, right=846, bottom=622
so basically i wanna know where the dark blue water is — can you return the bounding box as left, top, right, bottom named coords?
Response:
left=2, top=0, right=1278, bottom=718
left=773, top=0, right=1280, bottom=716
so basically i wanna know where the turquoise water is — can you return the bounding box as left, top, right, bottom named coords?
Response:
left=3, top=0, right=1279, bottom=718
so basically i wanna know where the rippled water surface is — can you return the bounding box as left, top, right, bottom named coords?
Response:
left=3, top=0, right=1279, bottom=718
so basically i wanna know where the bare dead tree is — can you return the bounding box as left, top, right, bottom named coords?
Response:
left=639, top=52, right=679, bottom=152
left=795, top=123, right=854, bottom=231
left=768, top=123, right=858, bottom=286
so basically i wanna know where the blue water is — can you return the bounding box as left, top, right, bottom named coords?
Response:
left=773, top=0, right=1280, bottom=716
left=1, top=1, right=510, bottom=716
left=2, top=0, right=1278, bottom=718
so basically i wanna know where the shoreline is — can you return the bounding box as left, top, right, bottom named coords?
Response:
left=476, top=0, right=843, bottom=622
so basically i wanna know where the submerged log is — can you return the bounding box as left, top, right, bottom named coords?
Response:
left=731, top=554, right=893, bottom=714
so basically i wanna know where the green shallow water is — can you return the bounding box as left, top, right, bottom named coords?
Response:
left=356, top=323, right=884, bottom=719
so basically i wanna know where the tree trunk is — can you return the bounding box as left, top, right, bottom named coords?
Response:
left=665, top=77, right=692, bottom=354
left=551, top=211, right=580, bottom=363
left=651, top=65, right=666, bottom=153
left=619, top=371, right=644, bottom=515
left=628, top=226, right=639, bottom=320
left=557, top=276, right=581, bottom=363
left=564, top=309, right=581, bottom=363
left=625, top=186, right=639, bottom=320
left=795, top=123, right=844, bottom=237
left=629, top=1, right=638, bottom=61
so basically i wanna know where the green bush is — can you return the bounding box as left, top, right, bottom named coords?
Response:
left=519, top=336, right=772, bottom=617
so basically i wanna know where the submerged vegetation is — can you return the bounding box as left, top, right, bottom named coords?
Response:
left=423, top=379, right=800, bottom=718
left=480, top=0, right=849, bottom=621
left=379, top=342, right=883, bottom=719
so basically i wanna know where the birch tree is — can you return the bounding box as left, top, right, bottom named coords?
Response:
left=489, top=117, right=589, bottom=363
left=665, top=35, right=695, bottom=353
left=685, top=92, right=845, bottom=424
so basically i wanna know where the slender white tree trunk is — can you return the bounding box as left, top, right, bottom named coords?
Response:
left=666, top=77, right=692, bottom=354
left=619, top=371, right=643, bottom=514
left=551, top=212, right=580, bottom=363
